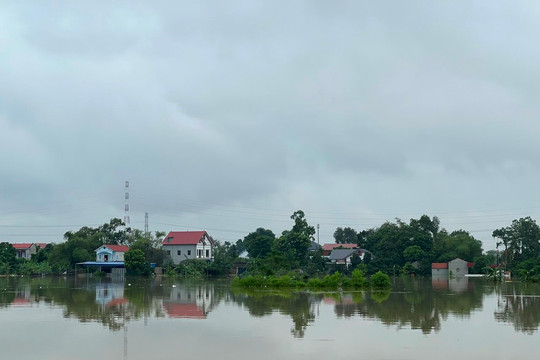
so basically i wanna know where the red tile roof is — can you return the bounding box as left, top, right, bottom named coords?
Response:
left=432, top=263, right=448, bottom=269
left=163, top=303, right=206, bottom=319
left=162, top=231, right=211, bottom=245
left=322, top=243, right=358, bottom=251
left=35, top=243, right=48, bottom=249
left=101, top=245, right=129, bottom=252
left=12, top=243, right=33, bottom=250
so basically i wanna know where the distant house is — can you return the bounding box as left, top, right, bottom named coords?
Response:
left=322, top=243, right=358, bottom=256
left=432, top=258, right=473, bottom=277
left=95, top=244, right=129, bottom=262
left=12, top=243, right=37, bottom=260
left=328, top=249, right=363, bottom=266
left=309, top=241, right=321, bottom=252
left=162, top=231, right=214, bottom=265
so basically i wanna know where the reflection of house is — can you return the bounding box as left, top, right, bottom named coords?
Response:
left=322, top=243, right=358, bottom=256
left=162, top=231, right=214, bottom=265
left=432, top=258, right=473, bottom=277
left=328, top=249, right=363, bottom=266
left=95, top=283, right=126, bottom=307
left=163, top=284, right=215, bottom=319
left=12, top=243, right=37, bottom=259
left=96, top=245, right=129, bottom=262
left=431, top=277, right=470, bottom=292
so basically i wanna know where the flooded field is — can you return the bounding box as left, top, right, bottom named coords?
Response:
left=1, top=276, right=539, bottom=360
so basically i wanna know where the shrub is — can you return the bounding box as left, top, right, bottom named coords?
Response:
left=370, top=271, right=391, bottom=289
left=321, top=272, right=342, bottom=288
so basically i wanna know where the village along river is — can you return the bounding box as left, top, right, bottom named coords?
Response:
left=0, top=276, right=539, bottom=360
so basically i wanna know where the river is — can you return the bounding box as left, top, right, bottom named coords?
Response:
left=0, top=276, right=538, bottom=360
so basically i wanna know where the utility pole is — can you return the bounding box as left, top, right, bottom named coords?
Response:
left=317, top=224, right=320, bottom=244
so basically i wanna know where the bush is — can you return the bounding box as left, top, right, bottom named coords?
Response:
left=321, top=272, right=342, bottom=288
left=370, top=271, right=391, bottom=289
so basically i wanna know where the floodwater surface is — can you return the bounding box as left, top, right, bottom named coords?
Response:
left=0, top=276, right=539, bottom=360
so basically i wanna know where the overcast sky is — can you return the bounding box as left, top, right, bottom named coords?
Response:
left=2, top=1, right=540, bottom=250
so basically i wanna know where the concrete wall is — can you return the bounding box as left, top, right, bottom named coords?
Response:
left=164, top=244, right=197, bottom=264
left=164, top=242, right=213, bottom=265
left=432, top=268, right=449, bottom=277
left=448, top=258, right=468, bottom=277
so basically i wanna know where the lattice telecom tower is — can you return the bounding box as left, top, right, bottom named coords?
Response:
left=124, top=181, right=130, bottom=225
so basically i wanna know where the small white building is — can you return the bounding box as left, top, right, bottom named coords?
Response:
left=162, top=231, right=214, bottom=265
left=95, top=244, right=129, bottom=262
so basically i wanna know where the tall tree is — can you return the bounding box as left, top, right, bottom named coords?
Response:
left=492, top=217, right=540, bottom=269
left=273, top=210, right=315, bottom=265
left=334, top=227, right=358, bottom=244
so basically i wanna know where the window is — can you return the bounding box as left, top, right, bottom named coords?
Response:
left=187, top=250, right=191, bottom=256
left=206, top=249, right=210, bottom=258
left=177, top=250, right=181, bottom=255
left=166, top=250, right=171, bottom=255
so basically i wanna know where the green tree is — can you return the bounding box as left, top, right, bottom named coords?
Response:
left=125, top=249, right=152, bottom=276
left=272, top=210, right=315, bottom=266
left=403, top=245, right=426, bottom=262
left=243, top=228, right=275, bottom=258
left=433, top=230, right=482, bottom=262
left=0, top=243, right=17, bottom=274
left=492, top=217, right=540, bottom=269
left=334, top=227, right=358, bottom=244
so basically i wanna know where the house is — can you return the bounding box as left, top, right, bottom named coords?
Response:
left=431, top=258, right=473, bottom=277
left=162, top=231, right=214, bottom=265
left=12, top=243, right=37, bottom=260
left=448, top=258, right=473, bottom=277
left=309, top=241, right=322, bottom=252
left=328, top=249, right=363, bottom=266
left=322, top=243, right=358, bottom=256
left=95, top=244, right=129, bottom=262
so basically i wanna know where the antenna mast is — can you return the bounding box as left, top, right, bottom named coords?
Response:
left=145, top=212, right=149, bottom=235
left=124, top=181, right=130, bottom=225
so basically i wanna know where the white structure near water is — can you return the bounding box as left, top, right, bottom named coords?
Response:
left=162, top=231, right=214, bottom=265
left=95, top=244, right=129, bottom=262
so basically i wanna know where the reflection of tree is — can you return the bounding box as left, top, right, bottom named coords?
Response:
left=231, top=290, right=319, bottom=338
left=494, top=282, right=540, bottom=334
left=331, top=278, right=488, bottom=334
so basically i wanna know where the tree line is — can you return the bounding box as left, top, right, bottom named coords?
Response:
left=2, top=212, right=540, bottom=280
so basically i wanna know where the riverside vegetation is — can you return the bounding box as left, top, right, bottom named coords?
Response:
left=2, top=211, right=540, bottom=283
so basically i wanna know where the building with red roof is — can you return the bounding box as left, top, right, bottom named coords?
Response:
left=12, top=243, right=37, bottom=260
left=321, top=243, right=358, bottom=256
left=432, top=258, right=474, bottom=277
left=95, top=244, right=130, bottom=262
left=162, top=231, right=214, bottom=264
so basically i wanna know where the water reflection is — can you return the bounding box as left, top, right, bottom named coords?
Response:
left=1, top=277, right=540, bottom=337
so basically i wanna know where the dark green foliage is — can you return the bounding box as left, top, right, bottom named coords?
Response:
left=334, top=227, right=358, bottom=244
left=434, top=230, right=482, bottom=262
left=493, top=217, right=540, bottom=270
left=0, top=243, right=17, bottom=274
left=125, top=249, right=152, bottom=276
left=371, top=271, right=391, bottom=289
left=243, top=228, right=275, bottom=258
left=272, top=210, right=315, bottom=266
